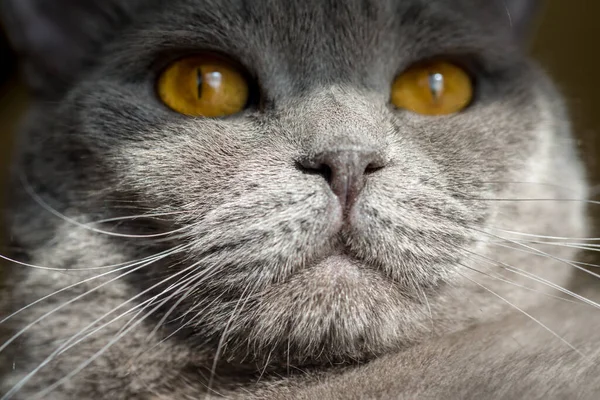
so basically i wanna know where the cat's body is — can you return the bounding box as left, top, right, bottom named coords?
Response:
left=1, top=0, right=599, bottom=398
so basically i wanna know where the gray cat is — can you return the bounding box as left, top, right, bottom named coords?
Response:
left=1, top=0, right=600, bottom=398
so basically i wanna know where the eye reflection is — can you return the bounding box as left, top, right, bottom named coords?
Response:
left=206, top=72, right=223, bottom=89
left=428, top=72, right=444, bottom=101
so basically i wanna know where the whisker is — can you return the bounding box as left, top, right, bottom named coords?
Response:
left=75, top=259, right=205, bottom=343
left=468, top=227, right=600, bottom=280
left=0, top=246, right=184, bottom=273
left=91, top=211, right=193, bottom=225
left=441, top=180, right=582, bottom=192
left=12, top=255, right=230, bottom=399
left=484, top=240, right=600, bottom=268
left=461, top=196, right=600, bottom=205
left=0, top=246, right=188, bottom=325
left=56, top=259, right=204, bottom=358
left=484, top=226, right=600, bottom=242
left=286, top=338, right=291, bottom=377
left=24, top=292, right=184, bottom=400
left=20, top=173, right=192, bottom=239
left=138, top=293, right=227, bottom=361
left=487, top=239, right=600, bottom=252
left=110, top=268, right=224, bottom=365
left=456, top=269, right=585, bottom=358
left=0, top=254, right=86, bottom=272
left=145, top=261, right=227, bottom=341
left=418, top=288, right=435, bottom=334
left=503, top=0, right=513, bottom=29
left=8, top=259, right=207, bottom=400
left=256, top=348, right=274, bottom=384
left=0, top=244, right=189, bottom=355
left=459, top=252, right=587, bottom=306
left=206, top=283, right=255, bottom=398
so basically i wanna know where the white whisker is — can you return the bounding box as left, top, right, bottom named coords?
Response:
left=484, top=239, right=600, bottom=266
left=56, top=260, right=204, bottom=358
left=8, top=252, right=230, bottom=398
left=20, top=173, right=192, bottom=239
left=462, top=196, right=600, bottom=205
left=138, top=294, right=227, bottom=361
left=0, top=244, right=188, bottom=356
left=7, top=262, right=206, bottom=399
left=459, top=252, right=586, bottom=306
left=469, top=227, right=600, bottom=280
left=25, top=293, right=181, bottom=399
left=0, top=245, right=183, bottom=274
left=418, top=288, right=434, bottom=334
left=0, top=246, right=187, bottom=326
left=206, top=283, right=255, bottom=398
left=456, top=270, right=585, bottom=358
left=145, top=260, right=227, bottom=341
left=92, top=210, right=193, bottom=225
left=485, top=226, right=600, bottom=242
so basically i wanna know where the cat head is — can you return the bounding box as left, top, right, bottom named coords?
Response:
left=4, top=0, right=583, bottom=364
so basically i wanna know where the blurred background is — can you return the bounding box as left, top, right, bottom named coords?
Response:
left=1, top=1, right=600, bottom=207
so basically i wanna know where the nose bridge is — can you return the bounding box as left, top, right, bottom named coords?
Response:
left=296, top=86, right=386, bottom=156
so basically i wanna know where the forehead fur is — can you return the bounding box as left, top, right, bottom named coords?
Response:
left=2, top=0, right=529, bottom=98
left=69, top=0, right=528, bottom=111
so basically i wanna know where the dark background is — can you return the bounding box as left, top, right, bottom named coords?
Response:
left=1, top=1, right=600, bottom=198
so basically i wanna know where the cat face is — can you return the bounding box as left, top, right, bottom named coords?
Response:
left=5, top=0, right=582, bottom=364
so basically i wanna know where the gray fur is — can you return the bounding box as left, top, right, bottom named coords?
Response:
left=2, top=0, right=599, bottom=398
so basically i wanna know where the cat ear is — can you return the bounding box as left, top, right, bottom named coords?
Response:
left=502, top=0, right=542, bottom=42
left=0, top=0, right=133, bottom=98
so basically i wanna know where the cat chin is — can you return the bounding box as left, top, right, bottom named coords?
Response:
left=205, top=253, right=436, bottom=364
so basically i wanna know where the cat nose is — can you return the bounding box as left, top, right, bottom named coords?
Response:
left=299, top=150, right=385, bottom=211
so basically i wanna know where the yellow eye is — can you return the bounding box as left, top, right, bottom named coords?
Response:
left=391, top=61, right=473, bottom=116
left=157, top=55, right=250, bottom=117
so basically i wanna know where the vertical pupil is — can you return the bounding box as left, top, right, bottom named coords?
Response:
left=428, top=72, right=444, bottom=101
left=196, top=68, right=203, bottom=99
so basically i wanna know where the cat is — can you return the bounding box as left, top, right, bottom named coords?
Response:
left=1, top=0, right=600, bottom=398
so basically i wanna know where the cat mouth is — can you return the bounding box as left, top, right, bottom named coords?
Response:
left=306, top=237, right=378, bottom=279
left=319, top=251, right=366, bottom=271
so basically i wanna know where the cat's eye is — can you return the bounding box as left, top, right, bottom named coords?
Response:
left=391, top=61, right=473, bottom=116
left=157, top=55, right=250, bottom=117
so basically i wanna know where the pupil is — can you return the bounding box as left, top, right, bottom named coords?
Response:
left=428, top=72, right=444, bottom=100
left=196, top=69, right=203, bottom=99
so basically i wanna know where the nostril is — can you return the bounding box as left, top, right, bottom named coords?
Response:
left=295, top=160, right=333, bottom=184
left=297, top=150, right=385, bottom=211
left=364, top=163, right=384, bottom=175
